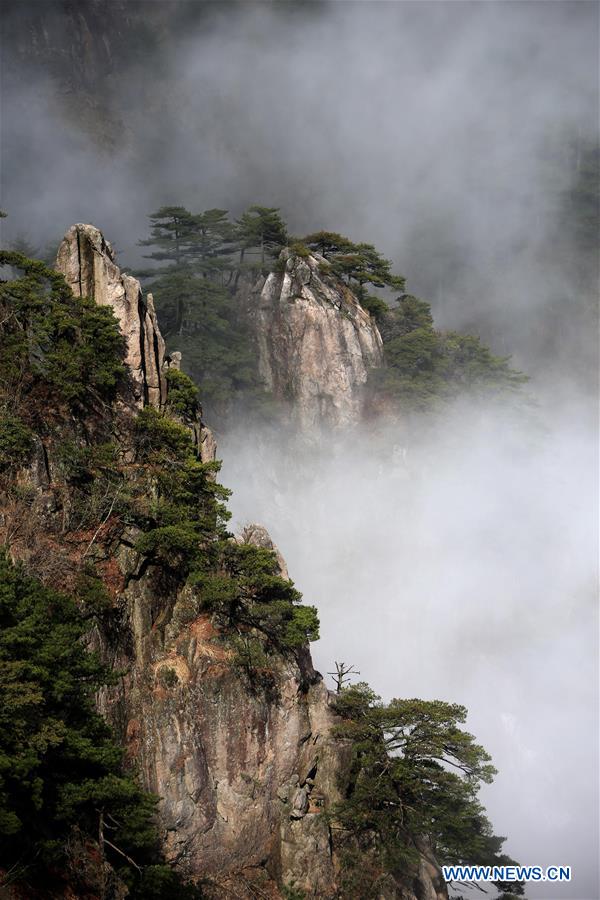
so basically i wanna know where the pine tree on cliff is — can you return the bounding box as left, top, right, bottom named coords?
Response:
left=0, top=248, right=126, bottom=414
left=332, top=683, right=526, bottom=898
left=141, top=206, right=239, bottom=280
left=189, top=208, right=239, bottom=281
left=236, top=205, right=288, bottom=269
left=373, top=294, right=527, bottom=408
left=139, top=205, right=197, bottom=270
left=303, top=230, right=406, bottom=298
left=138, top=206, right=280, bottom=418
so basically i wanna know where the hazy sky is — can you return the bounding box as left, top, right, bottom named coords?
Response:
left=1, top=2, right=598, bottom=897
left=1, top=1, right=597, bottom=372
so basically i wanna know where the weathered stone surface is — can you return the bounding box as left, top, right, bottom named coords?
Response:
left=252, top=249, right=384, bottom=430
left=236, top=522, right=290, bottom=580
left=113, top=542, right=445, bottom=900
left=56, top=224, right=218, bottom=463
left=133, top=652, right=340, bottom=894
left=199, top=423, right=218, bottom=463
left=56, top=223, right=167, bottom=408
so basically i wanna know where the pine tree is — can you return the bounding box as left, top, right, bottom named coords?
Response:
left=237, top=205, right=288, bottom=268
left=0, top=250, right=125, bottom=410
left=332, top=683, right=525, bottom=898
left=139, top=206, right=196, bottom=270
left=303, top=231, right=406, bottom=298
left=0, top=554, right=204, bottom=897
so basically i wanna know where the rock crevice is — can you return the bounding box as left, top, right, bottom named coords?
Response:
left=55, top=223, right=216, bottom=462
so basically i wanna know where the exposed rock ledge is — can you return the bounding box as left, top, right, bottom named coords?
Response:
left=252, top=248, right=384, bottom=431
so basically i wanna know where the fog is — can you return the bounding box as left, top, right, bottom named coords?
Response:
left=1, top=1, right=597, bottom=372
left=220, top=400, right=599, bottom=899
left=1, top=1, right=598, bottom=897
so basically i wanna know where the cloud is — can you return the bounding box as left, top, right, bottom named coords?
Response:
left=219, top=397, right=598, bottom=899
left=1, top=1, right=597, bottom=374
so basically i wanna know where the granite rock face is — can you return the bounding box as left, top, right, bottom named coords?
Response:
left=55, top=223, right=216, bottom=462
left=114, top=523, right=342, bottom=897
left=133, top=634, right=341, bottom=896
left=56, top=223, right=167, bottom=408
left=252, top=249, right=384, bottom=431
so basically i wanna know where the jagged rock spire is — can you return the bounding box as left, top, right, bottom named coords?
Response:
left=56, top=223, right=166, bottom=408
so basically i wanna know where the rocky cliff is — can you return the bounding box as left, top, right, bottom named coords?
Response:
left=251, top=249, right=384, bottom=430
left=57, top=224, right=167, bottom=410
left=0, top=226, right=446, bottom=900
left=55, top=223, right=216, bottom=463
left=50, top=229, right=348, bottom=897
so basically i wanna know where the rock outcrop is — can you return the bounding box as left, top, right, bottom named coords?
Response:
left=137, top=627, right=342, bottom=897
left=236, top=522, right=290, bottom=579
left=252, top=249, right=384, bottom=430
left=55, top=223, right=216, bottom=463
left=3, top=225, right=447, bottom=900
left=111, top=517, right=344, bottom=897
left=57, top=223, right=167, bottom=409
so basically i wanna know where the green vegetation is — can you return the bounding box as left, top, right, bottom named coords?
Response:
left=0, top=553, right=202, bottom=898
left=165, top=367, right=200, bottom=420
left=0, top=250, right=125, bottom=410
left=131, top=406, right=320, bottom=660
left=0, top=412, right=34, bottom=472
left=237, top=205, right=288, bottom=269
left=55, top=439, right=130, bottom=532
left=189, top=540, right=319, bottom=662
left=132, top=406, right=230, bottom=567
left=331, top=683, right=524, bottom=898
left=359, top=293, right=390, bottom=322
left=304, top=230, right=406, bottom=297
left=138, top=205, right=287, bottom=419
left=281, top=884, right=307, bottom=900
left=372, top=294, right=527, bottom=408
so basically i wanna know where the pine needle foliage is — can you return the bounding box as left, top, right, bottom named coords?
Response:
left=331, top=683, right=525, bottom=897
left=0, top=553, right=202, bottom=897
left=188, top=540, right=320, bottom=658
left=373, top=295, right=527, bottom=408
left=0, top=251, right=125, bottom=410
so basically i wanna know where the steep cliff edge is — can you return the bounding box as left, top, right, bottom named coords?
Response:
left=0, top=227, right=447, bottom=900
left=250, top=249, right=384, bottom=430
left=57, top=224, right=167, bottom=410
left=55, top=223, right=216, bottom=463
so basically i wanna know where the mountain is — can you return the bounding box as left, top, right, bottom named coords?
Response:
left=0, top=225, right=450, bottom=899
